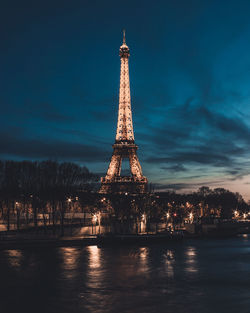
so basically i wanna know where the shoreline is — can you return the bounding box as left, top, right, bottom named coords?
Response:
left=0, top=232, right=248, bottom=250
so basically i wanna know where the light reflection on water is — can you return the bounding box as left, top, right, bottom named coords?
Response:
left=85, top=245, right=102, bottom=293
left=134, top=247, right=150, bottom=278
left=164, top=249, right=175, bottom=278
left=5, top=249, right=23, bottom=268
left=184, top=246, right=198, bottom=273
left=61, top=247, right=79, bottom=269
left=60, top=247, right=80, bottom=279
left=1, top=236, right=250, bottom=313
left=139, top=247, right=149, bottom=266
left=88, top=245, right=101, bottom=269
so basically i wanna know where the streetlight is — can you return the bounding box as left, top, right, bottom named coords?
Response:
left=92, top=214, right=98, bottom=235
left=97, top=212, right=101, bottom=234
left=92, top=214, right=98, bottom=223
left=140, top=214, right=146, bottom=233
left=15, top=202, right=20, bottom=231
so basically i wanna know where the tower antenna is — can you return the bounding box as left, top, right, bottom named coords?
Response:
left=123, top=29, right=126, bottom=44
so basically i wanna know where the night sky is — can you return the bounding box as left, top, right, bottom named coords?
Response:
left=2, top=0, right=250, bottom=199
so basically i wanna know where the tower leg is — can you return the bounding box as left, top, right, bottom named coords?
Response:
left=129, top=150, right=143, bottom=179
left=106, top=154, right=122, bottom=178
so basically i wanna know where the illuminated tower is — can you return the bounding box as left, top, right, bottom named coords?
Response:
left=100, top=31, right=148, bottom=194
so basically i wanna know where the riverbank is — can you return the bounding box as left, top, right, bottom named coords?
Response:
left=1, top=231, right=247, bottom=250
left=1, top=219, right=249, bottom=250
left=0, top=235, right=98, bottom=250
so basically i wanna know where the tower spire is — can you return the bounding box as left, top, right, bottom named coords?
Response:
left=123, top=29, right=126, bottom=44
left=117, top=29, right=133, bottom=142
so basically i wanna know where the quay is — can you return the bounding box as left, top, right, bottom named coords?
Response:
left=0, top=232, right=183, bottom=250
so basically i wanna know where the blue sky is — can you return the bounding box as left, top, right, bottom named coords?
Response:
left=2, top=0, right=250, bottom=199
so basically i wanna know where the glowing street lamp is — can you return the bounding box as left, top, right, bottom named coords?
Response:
left=92, top=214, right=98, bottom=223
left=101, top=197, right=106, bottom=203
left=15, top=202, right=19, bottom=214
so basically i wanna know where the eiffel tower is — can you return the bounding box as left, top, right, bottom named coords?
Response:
left=100, top=31, right=148, bottom=194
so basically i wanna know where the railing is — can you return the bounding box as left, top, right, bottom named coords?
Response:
left=101, top=176, right=147, bottom=183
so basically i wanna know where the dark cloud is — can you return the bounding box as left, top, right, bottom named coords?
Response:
left=145, top=102, right=250, bottom=173
left=147, top=151, right=230, bottom=167
left=161, top=164, right=187, bottom=172
left=154, top=179, right=226, bottom=191
left=0, top=131, right=110, bottom=163
left=0, top=101, right=77, bottom=123
left=201, top=107, right=250, bottom=140
left=154, top=183, right=191, bottom=191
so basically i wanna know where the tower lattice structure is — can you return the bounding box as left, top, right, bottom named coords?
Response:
left=100, top=31, right=148, bottom=194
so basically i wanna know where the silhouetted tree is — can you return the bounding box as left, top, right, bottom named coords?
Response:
left=0, top=160, right=98, bottom=233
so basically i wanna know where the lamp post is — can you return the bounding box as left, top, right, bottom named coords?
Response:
left=15, top=202, right=20, bottom=231
left=98, top=212, right=101, bottom=234
left=92, top=214, right=98, bottom=235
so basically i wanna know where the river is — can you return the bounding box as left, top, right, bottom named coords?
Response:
left=0, top=235, right=249, bottom=313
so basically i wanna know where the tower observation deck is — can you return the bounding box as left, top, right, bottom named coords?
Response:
left=100, top=31, right=148, bottom=194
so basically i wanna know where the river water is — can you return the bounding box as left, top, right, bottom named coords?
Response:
left=0, top=235, right=249, bottom=313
